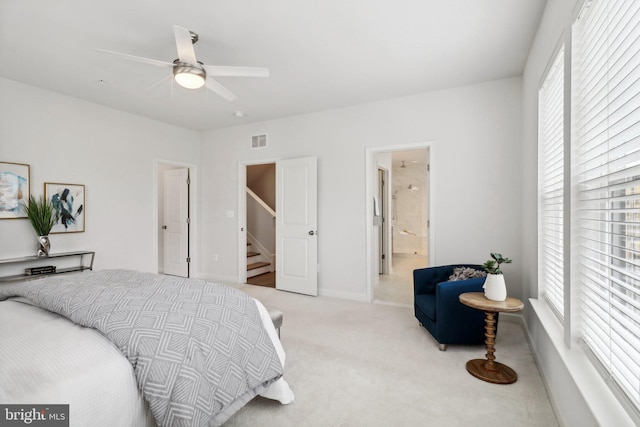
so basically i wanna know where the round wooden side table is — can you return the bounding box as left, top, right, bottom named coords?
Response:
left=459, top=292, right=524, bottom=384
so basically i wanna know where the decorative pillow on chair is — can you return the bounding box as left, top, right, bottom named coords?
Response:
left=448, top=267, right=487, bottom=281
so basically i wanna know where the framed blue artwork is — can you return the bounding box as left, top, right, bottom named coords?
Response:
left=44, top=182, right=85, bottom=233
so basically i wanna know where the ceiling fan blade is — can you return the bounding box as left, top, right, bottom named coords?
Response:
left=95, top=49, right=173, bottom=68
left=146, top=75, right=172, bottom=92
left=205, top=66, right=270, bottom=77
left=204, top=77, right=237, bottom=101
left=173, top=25, right=198, bottom=65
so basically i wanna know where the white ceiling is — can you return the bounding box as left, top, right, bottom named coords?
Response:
left=0, top=0, right=546, bottom=131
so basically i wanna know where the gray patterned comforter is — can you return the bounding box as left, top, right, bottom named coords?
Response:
left=0, top=270, right=283, bottom=426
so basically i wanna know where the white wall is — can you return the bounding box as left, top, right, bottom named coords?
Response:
left=199, top=77, right=523, bottom=300
left=0, top=77, right=201, bottom=273
left=521, top=0, right=636, bottom=425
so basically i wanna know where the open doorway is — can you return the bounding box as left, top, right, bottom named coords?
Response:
left=367, top=145, right=432, bottom=306
left=245, top=163, right=276, bottom=288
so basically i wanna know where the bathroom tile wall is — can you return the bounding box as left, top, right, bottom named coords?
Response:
left=392, top=163, right=428, bottom=254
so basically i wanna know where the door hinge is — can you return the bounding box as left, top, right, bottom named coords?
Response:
left=382, top=254, right=386, bottom=260
left=187, top=176, right=191, bottom=185
left=186, top=257, right=191, bottom=263
left=186, top=218, right=191, bottom=224
left=427, top=164, right=430, bottom=172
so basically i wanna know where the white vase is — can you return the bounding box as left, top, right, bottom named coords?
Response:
left=483, top=273, right=507, bottom=301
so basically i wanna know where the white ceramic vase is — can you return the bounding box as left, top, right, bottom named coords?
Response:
left=483, top=273, right=507, bottom=301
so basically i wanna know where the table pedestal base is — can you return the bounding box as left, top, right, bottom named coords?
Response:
left=466, top=359, right=517, bottom=384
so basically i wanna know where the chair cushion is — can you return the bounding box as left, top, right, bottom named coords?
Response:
left=414, top=294, right=436, bottom=321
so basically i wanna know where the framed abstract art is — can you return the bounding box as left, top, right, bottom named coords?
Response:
left=0, top=161, right=30, bottom=219
left=44, top=182, right=85, bottom=233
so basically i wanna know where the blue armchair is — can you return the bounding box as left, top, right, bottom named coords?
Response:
left=414, top=264, right=496, bottom=351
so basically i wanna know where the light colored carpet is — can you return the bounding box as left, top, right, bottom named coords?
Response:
left=224, top=284, right=559, bottom=427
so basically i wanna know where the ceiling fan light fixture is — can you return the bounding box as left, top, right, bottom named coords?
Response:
left=173, top=61, right=206, bottom=89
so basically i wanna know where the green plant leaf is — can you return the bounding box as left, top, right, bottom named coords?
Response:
left=482, top=260, right=497, bottom=274
left=21, top=196, right=56, bottom=236
left=485, top=252, right=513, bottom=274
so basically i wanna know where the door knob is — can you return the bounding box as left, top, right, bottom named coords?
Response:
left=162, top=225, right=167, bottom=229
left=309, top=230, right=315, bottom=236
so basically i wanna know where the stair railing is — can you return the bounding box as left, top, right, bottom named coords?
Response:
left=246, top=187, right=276, bottom=262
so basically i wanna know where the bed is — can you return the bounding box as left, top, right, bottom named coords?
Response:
left=0, top=270, right=294, bottom=427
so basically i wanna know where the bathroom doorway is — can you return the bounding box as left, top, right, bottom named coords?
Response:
left=370, top=146, right=430, bottom=306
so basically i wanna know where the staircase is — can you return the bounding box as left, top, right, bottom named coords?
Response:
left=247, top=242, right=272, bottom=278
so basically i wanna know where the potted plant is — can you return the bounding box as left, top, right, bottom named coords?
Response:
left=482, top=252, right=512, bottom=301
left=22, top=195, right=56, bottom=257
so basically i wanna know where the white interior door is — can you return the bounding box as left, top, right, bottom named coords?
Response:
left=276, top=157, right=318, bottom=296
left=163, top=168, right=189, bottom=277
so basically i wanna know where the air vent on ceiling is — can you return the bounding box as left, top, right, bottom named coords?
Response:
left=251, top=134, right=267, bottom=148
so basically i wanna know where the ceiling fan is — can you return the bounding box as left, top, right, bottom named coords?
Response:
left=97, top=25, right=269, bottom=101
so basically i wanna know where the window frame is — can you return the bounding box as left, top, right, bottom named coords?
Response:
left=538, top=42, right=568, bottom=321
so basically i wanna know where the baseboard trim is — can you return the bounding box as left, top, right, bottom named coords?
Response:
left=500, top=312, right=523, bottom=325
left=194, top=273, right=239, bottom=284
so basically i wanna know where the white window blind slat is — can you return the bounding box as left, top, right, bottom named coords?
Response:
left=573, top=0, right=640, bottom=412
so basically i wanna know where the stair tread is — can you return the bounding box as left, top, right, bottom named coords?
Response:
left=247, top=251, right=261, bottom=257
left=247, top=262, right=270, bottom=271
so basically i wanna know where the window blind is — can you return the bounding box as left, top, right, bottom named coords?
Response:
left=573, top=0, right=640, bottom=409
left=539, top=46, right=566, bottom=319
